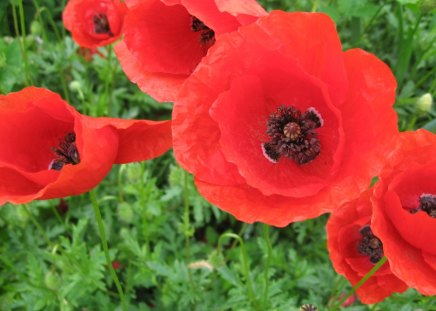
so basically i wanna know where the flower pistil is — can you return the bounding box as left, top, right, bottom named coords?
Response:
left=191, top=16, right=215, bottom=45
left=93, top=13, right=113, bottom=36
left=49, top=132, right=80, bottom=171
left=358, top=225, right=384, bottom=264
left=262, top=105, right=322, bottom=165
left=410, top=194, right=436, bottom=218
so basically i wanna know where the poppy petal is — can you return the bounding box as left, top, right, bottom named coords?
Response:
left=114, top=41, right=185, bottom=102
left=86, top=116, right=172, bottom=163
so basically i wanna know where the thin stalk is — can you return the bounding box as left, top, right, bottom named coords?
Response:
left=139, top=163, right=150, bottom=252
left=11, top=1, right=31, bottom=85
left=32, top=0, right=63, bottom=41
left=334, top=256, right=387, bottom=309
left=50, top=204, right=67, bottom=228
left=217, top=233, right=256, bottom=306
left=183, top=171, right=198, bottom=299
left=23, top=204, right=52, bottom=246
left=90, top=190, right=127, bottom=311
left=262, top=224, right=273, bottom=308
left=311, top=0, right=320, bottom=12
left=104, top=46, right=115, bottom=117
left=183, top=171, right=192, bottom=263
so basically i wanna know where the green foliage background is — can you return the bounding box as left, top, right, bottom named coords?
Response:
left=0, top=0, right=435, bottom=310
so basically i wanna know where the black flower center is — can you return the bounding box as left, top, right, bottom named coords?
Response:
left=191, top=16, right=215, bottom=45
left=410, top=194, right=436, bottom=218
left=358, top=225, right=384, bottom=264
left=49, top=132, right=80, bottom=171
left=262, top=105, right=322, bottom=165
left=93, top=13, right=113, bottom=36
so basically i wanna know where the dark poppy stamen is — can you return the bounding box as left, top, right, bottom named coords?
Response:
left=93, top=13, right=113, bottom=36
left=358, top=225, right=384, bottom=264
left=49, top=132, right=80, bottom=171
left=191, top=16, right=215, bottom=45
left=262, top=105, right=322, bottom=165
left=410, top=194, right=436, bottom=218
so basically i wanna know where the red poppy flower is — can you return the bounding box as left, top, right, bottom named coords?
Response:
left=327, top=190, right=408, bottom=304
left=114, top=0, right=267, bottom=102
left=63, top=0, right=127, bottom=48
left=372, top=129, right=436, bottom=296
left=0, top=87, right=171, bottom=205
left=172, top=11, right=398, bottom=226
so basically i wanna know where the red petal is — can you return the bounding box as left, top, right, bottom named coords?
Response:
left=372, top=182, right=436, bottom=296
left=122, top=0, right=208, bottom=75
left=87, top=116, right=172, bottom=163
left=325, top=49, right=398, bottom=210
left=384, top=172, right=436, bottom=254
left=195, top=179, right=334, bottom=226
left=249, top=11, right=348, bottom=106
left=38, top=118, right=119, bottom=200
left=114, top=41, right=185, bottom=102
left=209, top=69, right=343, bottom=197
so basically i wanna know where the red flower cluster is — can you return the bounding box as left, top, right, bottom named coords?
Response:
left=327, top=129, right=436, bottom=302
left=114, top=0, right=267, bottom=102
left=0, top=87, right=171, bottom=205
left=63, top=0, right=127, bottom=48
left=327, top=191, right=407, bottom=303
left=172, top=11, right=398, bottom=226
left=56, top=0, right=436, bottom=304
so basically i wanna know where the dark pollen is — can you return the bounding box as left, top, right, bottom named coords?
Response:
left=263, top=105, right=322, bottom=165
left=49, top=132, right=80, bottom=171
left=191, top=16, right=215, bottom=45
left=358, top=225, right=384, bottom=264
left=93, top=13, right=113, bottom=36
left=410, top=194, right=436, bottom=218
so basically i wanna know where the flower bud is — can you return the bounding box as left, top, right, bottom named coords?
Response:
left=68, top=80, right=82, bottom=93
left=416, top=93, right=433, bottom=112
left=44, top=271, right=61, bottom=290
left=117, top=202, right=133, bottom=224
left=30, top=21, right=43, bottom=36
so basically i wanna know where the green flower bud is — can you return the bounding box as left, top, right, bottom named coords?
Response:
left=416, top=93, right=433, bottom=113
left=30, top=21, right=43, bottom=36
left=117, top=202, right=133, bottom=224
left=44, top=271, right=61, bottom=291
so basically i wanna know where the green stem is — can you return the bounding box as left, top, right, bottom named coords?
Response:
left=23, top=204, right=52, bottom=246
left=262, top=224, right=273, bottom=307
left=11, top=0, right=31, bottom=86
left=50, top=204, right=68, bottom=229
left=183, top=171, right=192, bottom=263
left=217, top=233, right=256, bottom=305
left=311, top=0, right=320, bottom=12
left=182, top=170, right=198, bottom=306
left=90, top=190, right=127, bottom=311
left=104, top=46, right=115, bottom=116
left=335, top=256, right=387, bottom=308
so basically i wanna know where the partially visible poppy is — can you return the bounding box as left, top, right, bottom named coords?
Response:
left=172, top=11, right=399, bottom=226
left=327, top=191, right=407, bottom=304
left=0, top=87, right=172, bottom=205
left=63, top=0, right=127, bottom=48
left=372, top=129, right=436, bottom=296
left=114, top=0, right=267, bottom=102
